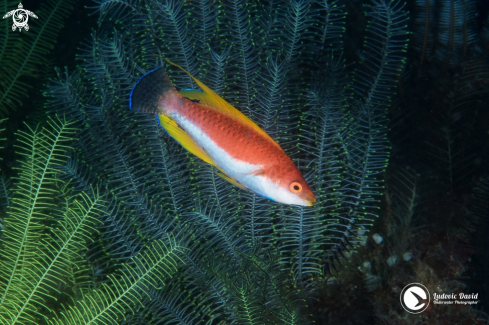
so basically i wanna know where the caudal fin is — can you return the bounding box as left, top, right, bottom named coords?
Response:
left=129, top=67, right=174, bottom=114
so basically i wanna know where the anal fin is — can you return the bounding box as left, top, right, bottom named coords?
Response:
left=158, top=114, right=216, bottom=167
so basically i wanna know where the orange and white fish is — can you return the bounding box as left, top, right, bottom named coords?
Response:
left=130, top=60, right=316, bottom=206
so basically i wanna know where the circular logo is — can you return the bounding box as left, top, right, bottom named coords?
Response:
left=400, top=283, right=430, bottom=314
left=13, top=10, right=28, bottom=27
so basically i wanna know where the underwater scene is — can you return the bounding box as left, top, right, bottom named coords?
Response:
left=0, top=0, right=489, bottom=324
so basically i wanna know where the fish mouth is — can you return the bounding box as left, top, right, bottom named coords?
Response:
left=305, top=193, right=317, bottom=206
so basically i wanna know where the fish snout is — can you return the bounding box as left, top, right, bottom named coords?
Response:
left=304, top=189, right=317, bottom=206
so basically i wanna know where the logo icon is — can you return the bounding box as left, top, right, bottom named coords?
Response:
left=2, top=3, right=37, bottom=32
left=400, top=283, right=430, bottom=314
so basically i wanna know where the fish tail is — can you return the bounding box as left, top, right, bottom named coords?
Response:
left=129, top=67, right=175, bottom=115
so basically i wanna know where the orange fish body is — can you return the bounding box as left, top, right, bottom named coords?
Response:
left=130, top=60, right=316, bottom=206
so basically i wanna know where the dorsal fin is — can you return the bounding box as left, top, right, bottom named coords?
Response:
left=164, top=58, right=279, bottom=147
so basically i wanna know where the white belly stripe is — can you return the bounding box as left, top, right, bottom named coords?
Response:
left=171, top=114, right=262, bottom=180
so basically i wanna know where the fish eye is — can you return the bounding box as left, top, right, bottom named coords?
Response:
left=289, top=181, right=302, bottom=193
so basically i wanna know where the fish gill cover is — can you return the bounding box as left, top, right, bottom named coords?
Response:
left=1, top=0, right=410, bottom=324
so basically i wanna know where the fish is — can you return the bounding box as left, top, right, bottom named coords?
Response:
left=129, top=59, right=316, bottom=206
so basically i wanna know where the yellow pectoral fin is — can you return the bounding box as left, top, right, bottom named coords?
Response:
left=214, top=169, right=248, bottom=190
left=179, top=89, right=211, bottom=105
left=164, top=58, right=278, bottom=147
left=179, top=89, right=204, bottom=100
left=158, top=114, right=216, bottom=167
left=180, top=89, right=229, bottom=110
